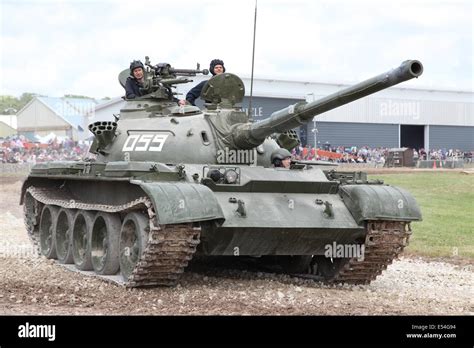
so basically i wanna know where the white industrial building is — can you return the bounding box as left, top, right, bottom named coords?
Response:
left=16, top=97, right=103, bottom=141
left=0, top=114, right=17, bottom=138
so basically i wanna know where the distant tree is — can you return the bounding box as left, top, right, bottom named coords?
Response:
left=101, top=97, right=111, bottom=100
left=19, top=92, right=38, bottom=106
left=0, top=96, right=21, bottom=114
left=0, top=92, right=44, bottom=114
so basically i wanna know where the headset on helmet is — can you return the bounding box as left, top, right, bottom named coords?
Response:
left=271, top=148, right=292, bottom=167
left=209, top=59, right=225, bottom=75
left=129, top=60, right=144, bottom=75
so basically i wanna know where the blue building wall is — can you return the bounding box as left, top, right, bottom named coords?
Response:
left=429, top=125, right=474, bottom=151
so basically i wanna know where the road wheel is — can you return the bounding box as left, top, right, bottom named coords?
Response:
left=91, top=212, right=121, bottom=275
left=72, top=211, right=95, bottom=271
left=39, top=205, right=59, bottom=259
left=55, top=208, right=76, bottom=264
left=119, top=212, right=149, bottom=281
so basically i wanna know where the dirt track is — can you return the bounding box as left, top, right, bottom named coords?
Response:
left=1, top=178, right=473, bottom=315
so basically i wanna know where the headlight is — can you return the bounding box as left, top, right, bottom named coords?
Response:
left=224, top=169, right=238, bottom=184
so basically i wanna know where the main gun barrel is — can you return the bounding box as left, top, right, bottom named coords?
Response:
left=233, top=60, right=423, bottom=148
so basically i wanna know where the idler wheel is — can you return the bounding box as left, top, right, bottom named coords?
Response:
left=119, top=212, right=149, bottom=281
left=55, top=208, right=76, bottom=264
left=23, top=191, right=42, bottom=239
left=91, top=212, right=121, bottom=275
left=39, top=205, right=59, bottom=259
left=72, top=211, right=95, bottom=271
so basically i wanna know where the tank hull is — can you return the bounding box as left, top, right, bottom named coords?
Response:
left=21, top=160, right=421, bottom=286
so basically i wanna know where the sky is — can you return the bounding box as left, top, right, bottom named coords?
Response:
left=0, top=0, right=473, bottom=99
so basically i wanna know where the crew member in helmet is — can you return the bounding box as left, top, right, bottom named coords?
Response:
left=179, top=59, right=225, bottom=106
left=271, top=148, right=292, bottom=169
left=125, top=60, right=146, bottom=99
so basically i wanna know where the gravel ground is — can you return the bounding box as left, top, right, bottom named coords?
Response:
left=1, top=178, right=473, bottom=315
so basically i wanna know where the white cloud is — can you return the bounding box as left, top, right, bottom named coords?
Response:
left=0, top=0, right=472, bottom=98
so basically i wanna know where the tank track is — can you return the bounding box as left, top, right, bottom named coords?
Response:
left=24, top=186, right=410, bottom=286
left=24, top=186, right=200, bottom=287
left=320, top=220, right=412, bottom=285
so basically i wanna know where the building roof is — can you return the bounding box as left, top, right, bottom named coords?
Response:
left=93, top=97, right=124, bottom=112
left=36, top=97, right=100, bottom=130
left=0, top=121, right=17, bottom=137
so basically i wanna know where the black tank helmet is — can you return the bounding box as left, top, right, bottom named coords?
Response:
left=129, top=60, right=144, bottom=75
left=209, top=59, right=225, bottom=75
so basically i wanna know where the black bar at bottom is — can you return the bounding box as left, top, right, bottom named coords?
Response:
left=0, top=315, right=472, bottom=346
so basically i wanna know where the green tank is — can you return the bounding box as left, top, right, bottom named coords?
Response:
left=21, top=58, right=423, bottom=287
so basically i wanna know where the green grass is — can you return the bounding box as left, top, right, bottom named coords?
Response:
left=368, top=172, right=474, bottom=259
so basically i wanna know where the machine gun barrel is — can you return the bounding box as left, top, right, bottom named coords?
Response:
left=233, top=60, right=423, bottom=149
left=170, top=68, right=209, bottom=76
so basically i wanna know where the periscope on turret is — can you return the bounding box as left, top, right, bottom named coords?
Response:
left=20, top=58, right=423, bottom=287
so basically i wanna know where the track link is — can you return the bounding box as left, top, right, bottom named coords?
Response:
left=327, top=220, right=412, bottom=284
left=24, top=186, right=200, bottom=287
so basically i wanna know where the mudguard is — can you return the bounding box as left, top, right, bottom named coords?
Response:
left=339, top=185, right=422, bottom=224
left=137, top=181, right=225, bottom=225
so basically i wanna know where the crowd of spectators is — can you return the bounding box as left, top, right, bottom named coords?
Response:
left=1, top=135, right=472, bottom=165
left=0, top=135, right=90, bottom=164
left=292, top=144, right=472, bottom=164
left=422, top=148, right=471, bottom=161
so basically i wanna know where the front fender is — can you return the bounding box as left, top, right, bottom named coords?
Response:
left=137, top=181, right=225, bottom=225
left=339, top=185, right=422, bottom=224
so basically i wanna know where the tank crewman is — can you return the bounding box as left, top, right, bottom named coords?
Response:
left=271, top=148, right=292, bottom=169
left=179, top=59, right=225, bottom=106
left=125, top=60, right=146, bottom=99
